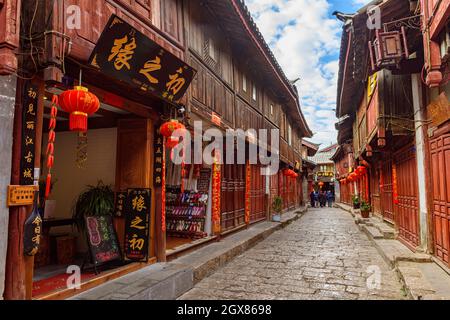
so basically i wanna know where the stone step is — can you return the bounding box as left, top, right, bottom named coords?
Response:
left=361, top=225, right=384, bottom=240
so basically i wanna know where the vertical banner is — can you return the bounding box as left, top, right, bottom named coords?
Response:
left=245, top=162, right=251, bottom=224
left=153, top=131, right=164, bottom=186
left=20, top=82, right=38, bottom=185
left=124, top=189, right=151, bottom=261
left=392, top=164, right=399, bottom=205
left=162, top=137, right=166, bottom=232
left=211, top=152, right=221, bottom=234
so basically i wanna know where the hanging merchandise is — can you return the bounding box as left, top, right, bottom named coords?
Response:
left=59, top=86, right=100, bottom=132
left=45, top=95, right=58, bottom=199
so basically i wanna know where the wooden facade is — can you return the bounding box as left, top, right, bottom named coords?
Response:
left=1, top=0, right=312, bottom=299
left=335, top=0, right=450, bottom=262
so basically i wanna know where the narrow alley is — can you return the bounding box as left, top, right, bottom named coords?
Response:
left=180, top=208, right=407, bottom=300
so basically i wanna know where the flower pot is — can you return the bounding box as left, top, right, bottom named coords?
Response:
left=272, top=213, right=281, bottom=222
left=360, top=209, right=370, bottom=219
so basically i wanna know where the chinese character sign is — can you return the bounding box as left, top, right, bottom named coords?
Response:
left=20, top=82, right=38, bottom=185
left=88, top=15, right=196, bottom=104
left=124, top=189, right=151, bottom=261
left=114, top=191, right=127, bottom=217
left=153, top=130, right=164, bottom=187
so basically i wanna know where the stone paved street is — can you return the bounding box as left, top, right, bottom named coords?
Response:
left=180, top=207, right=407, bottom=300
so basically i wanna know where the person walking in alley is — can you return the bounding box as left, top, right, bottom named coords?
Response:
left=326, top=190, right=334, bottom=208
left=314, top=190, right=319, bottom=208
left=310, top=190, right=316, bottom=208
left=319, top=191, right=326, bottom=208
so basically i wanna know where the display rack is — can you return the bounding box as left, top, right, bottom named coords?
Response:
left=166, top=186, right=208, bottom=239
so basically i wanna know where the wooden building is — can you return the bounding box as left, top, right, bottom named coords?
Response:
left=1, top=0, right=312, bottom=300
left=334, top=0, right=449, bottom=268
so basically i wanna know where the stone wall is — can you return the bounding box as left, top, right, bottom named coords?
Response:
left=0, top=75, right=16, bottom=299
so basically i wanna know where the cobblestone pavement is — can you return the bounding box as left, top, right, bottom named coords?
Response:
left=180, top=207, right=407, bottom=300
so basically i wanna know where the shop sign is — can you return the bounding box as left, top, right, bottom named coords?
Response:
left=23, top=192, right=42, bottom=256
left=317, top=172, right=334, bottom=177
left=427, top=92, right=450, bottom=128
left=211, top=159, right=221, bottom=234
left=124, top=189, right=151, bottom=261
left=114, top=191, right=127, bottom=217
left=154, top=130, right=164, bottom=187
left=85, top=215, right=122, bottom=266
left=392, top=164, right=399, bottom=205
left=197, top=168, right=212, bottom=194
left=89, top=15, right=196, bottom=105
left=20, top=82, right=38, bottom=186
left=245, top=162, right=251, bottom=224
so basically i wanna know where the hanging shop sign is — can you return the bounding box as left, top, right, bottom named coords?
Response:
left=154, top=130, right=164, bottom=187
left=211, top=157, right=221, bottom=234
left=197, top=168, right=212, bottom=194
left=427, top=92, right=450, bottom=128
left=114, top=191, right=128, bottom=218
left=317, top=172, right=334, bottom=178
left=89, top=15, right=196, bottom=104
left=23, top=191, right=42, bottom=256
left=85, top=215, right=122, bottom=267
left=245, top=162, right=251, bottom=224
left=392, top=164, right=399, bottom=205
left=20, top=82, right=38, bottom=186
left=124, top=188, right=151, bottom=261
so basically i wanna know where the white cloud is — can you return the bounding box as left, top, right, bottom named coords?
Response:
left=246, top=0, right=342, bottom=145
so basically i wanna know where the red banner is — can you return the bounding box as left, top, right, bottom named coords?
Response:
left=245, top=162, right=251, bottom=224
left=212, top=156, right=221, bottom=234
left=392, top=163, right=399, bottom=205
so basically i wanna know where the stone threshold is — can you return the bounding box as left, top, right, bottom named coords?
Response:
left=336, top=202, right=450, bottom=300
left=70, top=207, right=307, bottom=300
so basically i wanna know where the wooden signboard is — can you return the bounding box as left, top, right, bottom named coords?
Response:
left=20, top=82, right=38, bottom=185
left=428, top=92, right=450, bottom=128
left=197, top=168, right=211, bottom=194
left=88, top=14, right=196, bottom=105
left=124, top=188, right=151, bottom=262
left=85, top=215, right=121, bottom=269
left=153, top=131, right=164, bottom=187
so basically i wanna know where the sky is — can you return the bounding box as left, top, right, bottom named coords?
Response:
left=245, top=0, right=372, bottom=147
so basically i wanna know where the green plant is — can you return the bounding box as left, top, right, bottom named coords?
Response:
left=72, top=181, right=114, bottom=230
left=360, top=201, right=371, bottom=212
left=272, top=196, right=283, bottom=214
left=352, top=195, right=360, bottom=205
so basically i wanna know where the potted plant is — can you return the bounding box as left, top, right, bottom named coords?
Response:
left=360, top=201, right=371, bottom=219
left=72, top=181, right=115, bottom=231
left=272, top=196, right=283, bottom=222
left=352, top=195, right=360, bottom=209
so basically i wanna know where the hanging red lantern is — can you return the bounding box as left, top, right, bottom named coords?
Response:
left=59, top=86, right=100, bottom=132
left=356, top=165, right=367, bottom=175
left=318, top=181, right=324, bottom=187
left=166, top=136, right=180, bottom=149
left=159, top=119, right=185, bottom=137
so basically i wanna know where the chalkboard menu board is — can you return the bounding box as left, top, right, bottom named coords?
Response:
left=124, top=189, right=151, bottom=262
left=85, top=215, right=121, bottom=266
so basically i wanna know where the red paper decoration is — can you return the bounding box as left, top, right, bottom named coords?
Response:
left=166, top=136, right=180, bottom=149
left=59, top=86, right=100, bottom=132
left=45, top=95, right=59, bottom=199
left=356, top=165, right=367, bottom=175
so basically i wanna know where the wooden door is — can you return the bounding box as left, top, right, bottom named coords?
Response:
left=370, top=165, right=382, bottom=216
left=221, top=164, right=246, bottom=232
left=430, top=130, right=450, bottom=267
left=380, top=159, right=395, bottom=223
left=250, top=165, right=266, bottom=222
left=395, top=145, right=420, bottom=249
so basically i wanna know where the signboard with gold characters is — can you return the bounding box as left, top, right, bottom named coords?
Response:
left=124, top=188, right=151, bottom=262
left=89, top=15, right=196, bottom=104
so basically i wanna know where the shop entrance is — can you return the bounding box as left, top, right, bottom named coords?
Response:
left=32, top=86, right=157, bottom=299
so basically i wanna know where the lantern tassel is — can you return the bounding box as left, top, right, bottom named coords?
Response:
left=69, top=113, right=88, bottom=132
left=45, top=173, right=52, bottom=199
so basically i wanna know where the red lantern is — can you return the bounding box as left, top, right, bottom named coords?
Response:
left=166, top=136, right=180, bottom=149
left=160, top=119, right=185, bottom=137
left=357, top=165, right=367, bottom=175
left=59, top=86, right=100, bottom=132
left=318, top=181, right=324, bottom=187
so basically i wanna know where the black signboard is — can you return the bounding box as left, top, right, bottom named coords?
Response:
left=124, top=188, right=151, bottom=261
left=154, top=130, right=164, bottom=187
left=20, top=82, right=38, bottom=185
left=197, top=168, right=212, bottom=194
left=114, top=191, right=127, bottom=217
left=88, top=15, right=196, bottom=104
left=23, top=191, right=42, bottom=256
left=85, top=215, right=121, bottom=267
